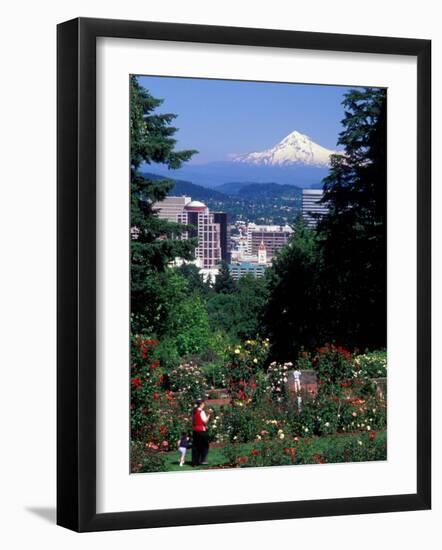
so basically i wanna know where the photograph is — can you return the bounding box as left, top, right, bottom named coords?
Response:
left=0, top=0, right=433, bottom=541
left=129, top=74, right=387, bottom=473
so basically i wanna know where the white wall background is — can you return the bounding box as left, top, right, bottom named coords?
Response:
left=0, top=0, right=439, bottom=547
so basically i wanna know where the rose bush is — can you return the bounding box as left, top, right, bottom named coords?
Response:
left=312, top=343, right=355, bottom=396
left=266, top=361, right=290, bottom=402
left=354, top=350, right=387, bottom=378
left=130, top=441, right=167, bottom=473
left=225, top=338, right=269, bottom=396
left=223, top=431, right=387, bottom=468
left=169, top=362, right=207, bottom=410
left=130, top=336, right=163, bottom=442
left=222, top=403, right=260, bottom=443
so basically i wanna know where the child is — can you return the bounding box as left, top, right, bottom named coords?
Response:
left=177, top=432, right=190, bottom=467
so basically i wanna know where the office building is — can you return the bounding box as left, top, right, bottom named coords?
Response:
left=213, top=212, right=230, bottom=263
left=155, top=196, right=226, bottom=269
left=229, top=262, right=267, bottom=280
left=155, top=195, right=191, bottom=220
left=246, top=223, right=293, bottom=258
left=301, top=189, right=329, bottom=228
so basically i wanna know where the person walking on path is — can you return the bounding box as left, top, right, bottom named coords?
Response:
left=191, top=399, right=212, bottom=466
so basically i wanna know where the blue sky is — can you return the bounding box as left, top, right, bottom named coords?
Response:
left=136, top=75, right=354, bottom=165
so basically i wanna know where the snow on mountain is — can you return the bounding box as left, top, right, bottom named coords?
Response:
left=231, top=130, right=338, bottom=168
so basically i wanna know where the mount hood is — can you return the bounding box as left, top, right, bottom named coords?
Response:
left=231, top=130, right=338, bottom=168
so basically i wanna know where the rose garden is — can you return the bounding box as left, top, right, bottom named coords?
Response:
left=130, top=338, right=387, bottom=472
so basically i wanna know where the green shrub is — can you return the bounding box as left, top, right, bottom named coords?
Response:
left=354, top=350, right=387, bottom=378
left=222, top=432, right=387, bottom=468
left=226, top=338, right=269, bottom=386
left=321, top=433, right=387, bottom=464
left=222, top=404, right=260, bottom=443
left=152, top=337, right=180, bottom=372
left=200, top=361, right=228, bottom=389
left=295, top=348, right=312, bottom=370
left=251, top=369, right=270, bottom=406
left=312, top=343, right=355, bottom=395
left=130, top=442, right=167, bottom=473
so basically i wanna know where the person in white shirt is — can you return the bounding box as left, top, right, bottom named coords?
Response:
left=293, top=369, right=302, bottom=393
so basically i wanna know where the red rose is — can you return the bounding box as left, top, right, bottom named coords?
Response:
left=369, top=431, right=375, bottom=441
left=131, top=377, right=141, bottom=390
left=251, top=449, right=258, bottom=456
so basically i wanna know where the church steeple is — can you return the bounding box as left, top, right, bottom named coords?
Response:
left=258, top=240, right=267, bottom=265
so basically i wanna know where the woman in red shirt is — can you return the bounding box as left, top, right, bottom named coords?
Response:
left=191, top=399, right=211, bottom=466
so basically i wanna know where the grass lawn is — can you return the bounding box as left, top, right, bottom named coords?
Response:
left=164, top=445, right=231, bottom=472
left=162, top=431, right=386, bottom=471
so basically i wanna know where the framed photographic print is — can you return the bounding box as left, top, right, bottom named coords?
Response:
left=57, top=17, right=431, bottom=532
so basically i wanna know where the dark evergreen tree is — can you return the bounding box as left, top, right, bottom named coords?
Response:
left=130, top=76, right=198, bottom=332
left=176, top=263, right=212, bottom=298
left=318, top=87, right=387, bottom=349
left=263, top=217, right=321, bottom=360
left=206, top=294, right=241, bottom=337
left=207, top=274, right=269, bottom=340
left=236, top=275, right=269, bottom=340
left=213, top=261, right=236, bottom=294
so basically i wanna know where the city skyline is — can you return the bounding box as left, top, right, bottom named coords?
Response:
left=154, top=192, right=325, bottom=280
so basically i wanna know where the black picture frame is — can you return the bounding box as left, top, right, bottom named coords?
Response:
left=57, top=17, right=431, bottom=532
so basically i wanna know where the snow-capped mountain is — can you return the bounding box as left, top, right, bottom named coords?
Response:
left=142, top=130, right=337, bottom=188
left=231, top=130, right=337, bottom=168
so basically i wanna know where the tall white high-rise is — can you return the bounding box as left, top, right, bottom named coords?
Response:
left=301, top=189, right=329, bottom=228
left=155, top=196, right=224, bottom=269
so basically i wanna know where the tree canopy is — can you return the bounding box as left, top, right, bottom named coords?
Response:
left=318, top=87, right=387, bottom=350
left=130, top=76, right=198, bottom=332
left=263, top=217, right=320, bottom=359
